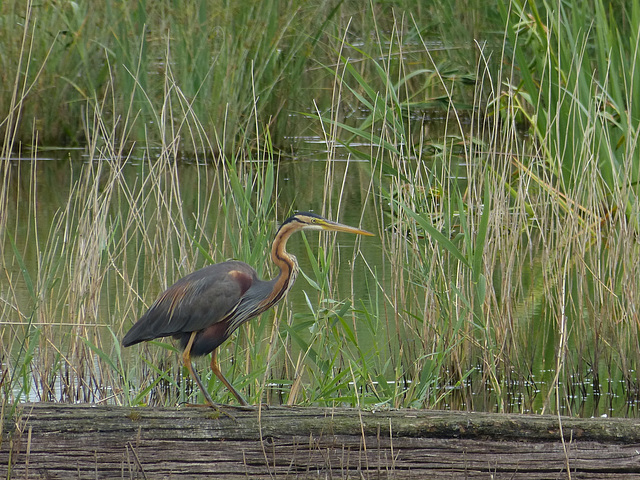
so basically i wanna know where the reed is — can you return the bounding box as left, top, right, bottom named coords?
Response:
left=309, top=2, right=640, bottom=415
left=0, top=0, right=409, bottom=153
left=3, top=1, right=640, bottom=417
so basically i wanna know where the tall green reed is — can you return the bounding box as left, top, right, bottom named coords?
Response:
left=4, top=0, right=640, bottom=417
left=0, top=0, right=362, bottom=151
left=496, top=0, right=640, bottom=413
left=499, top=0, right=640, bottom=222
left=307, top=4, right=640, bottom=415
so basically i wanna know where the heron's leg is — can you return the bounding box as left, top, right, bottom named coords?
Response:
left=211, top=349, right=248, bottom=406
left=182, top=331, right=217, bottom=407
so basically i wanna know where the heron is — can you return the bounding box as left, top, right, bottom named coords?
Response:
left=122, top=211, right=373, bottom=406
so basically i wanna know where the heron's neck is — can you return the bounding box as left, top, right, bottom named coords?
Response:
left=268, top=227, right=299, bottom=306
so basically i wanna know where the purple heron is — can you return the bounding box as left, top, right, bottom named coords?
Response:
left=122, top=212, right=373, bottom=406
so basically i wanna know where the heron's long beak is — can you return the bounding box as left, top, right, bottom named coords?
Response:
left=322, top=220, right=375, bottom=236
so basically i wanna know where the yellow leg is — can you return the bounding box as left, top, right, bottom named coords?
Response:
left=182, top=331, right=216, bottom=407
left=211, top=349, right=248, bottom=406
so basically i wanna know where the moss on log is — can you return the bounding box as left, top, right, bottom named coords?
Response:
left=2, top=403, right=640, bottom=479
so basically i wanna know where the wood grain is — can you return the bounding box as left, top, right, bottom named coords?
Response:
left=3, top=403, right=640, bottom=479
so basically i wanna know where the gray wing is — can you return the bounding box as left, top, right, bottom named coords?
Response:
left=122, top=261, right=257, bottom=346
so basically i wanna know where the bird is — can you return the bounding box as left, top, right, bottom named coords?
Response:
left=122, top=211, right=374, bottom=406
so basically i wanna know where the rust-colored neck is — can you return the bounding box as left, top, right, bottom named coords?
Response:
left=265, top=220, right=300, bottom=308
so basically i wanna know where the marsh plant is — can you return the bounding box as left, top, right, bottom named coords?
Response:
left=2, top=1, right=640, bottom=417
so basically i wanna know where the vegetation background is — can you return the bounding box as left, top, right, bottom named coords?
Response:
left=2, top=0, right=640, bottom=419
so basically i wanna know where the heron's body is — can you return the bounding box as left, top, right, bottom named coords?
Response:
left=122, top=212, right=372, bottom=406
left=122, top=260, right=294, bottom=355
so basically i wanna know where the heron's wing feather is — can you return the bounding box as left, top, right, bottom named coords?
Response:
left=122, top=261, right=256, bottom=346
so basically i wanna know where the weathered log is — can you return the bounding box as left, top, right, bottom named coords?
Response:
left=2, top=403, right=640, bottom=479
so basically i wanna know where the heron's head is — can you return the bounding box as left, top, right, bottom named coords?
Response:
left=281, top=211, right=374, bottom=237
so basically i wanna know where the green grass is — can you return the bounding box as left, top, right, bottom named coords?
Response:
left=1, top=0, right=481, bottom=154
left=3, top=0, right=640, bottom=418
left=308, top=2, right=640, bottom=415
left=0, top=0, right=340, bottom=150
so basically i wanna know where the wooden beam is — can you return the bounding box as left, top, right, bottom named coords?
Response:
left=3, top=403, right=640, bottom=479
